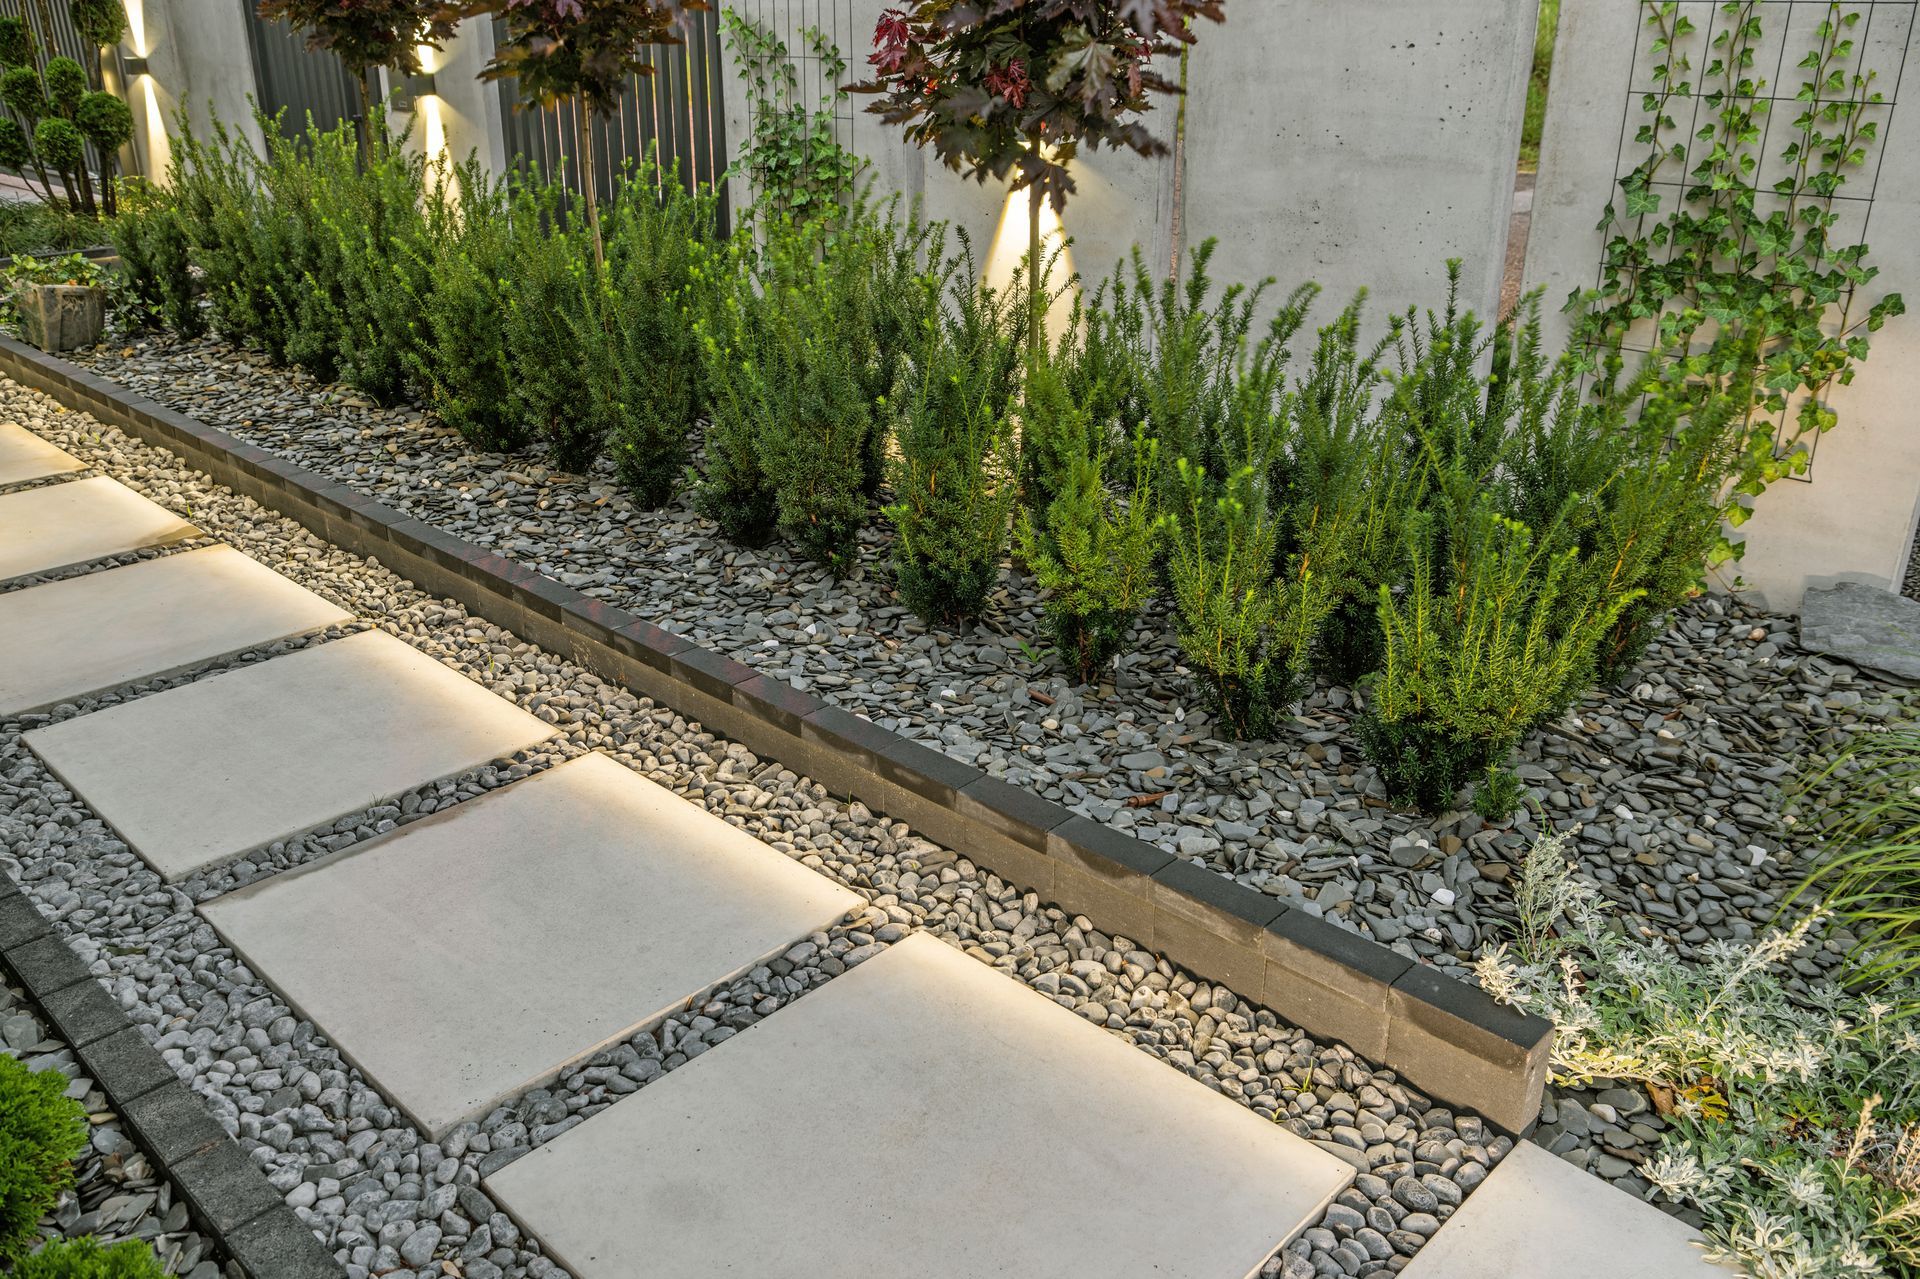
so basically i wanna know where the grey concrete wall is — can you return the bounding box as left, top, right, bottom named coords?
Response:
left=716, top=0, right=1534, bottom=335
left=1523, top=0, right=1920, bottom=611
left=1183, top=0, right=1539, bottom=329
left=123, top=0, right=268, bottom=178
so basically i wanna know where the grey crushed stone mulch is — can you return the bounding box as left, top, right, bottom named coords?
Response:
left=66, top=334, right=1911, bottom=987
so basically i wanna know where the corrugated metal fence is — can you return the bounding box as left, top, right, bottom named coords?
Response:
left=242, top=6, right=367, bottom=141
left=492, top=6, right=729, bottom=225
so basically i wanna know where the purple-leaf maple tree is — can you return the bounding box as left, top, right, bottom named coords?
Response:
left=256, top=0, right=452, bottom=137
left=855, top=0, right=1223, bottom=363
left=433, top=0, right=707, bottom=265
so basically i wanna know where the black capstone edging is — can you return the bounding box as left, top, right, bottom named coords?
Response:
left=0, top=333, right=1554, bottom=1135
left=0, top=873, right=345, bottom=1278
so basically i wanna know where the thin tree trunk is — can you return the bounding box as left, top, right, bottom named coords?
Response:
left=75, top=150, right=95, bottom=217
left=353, top=76, right=374, bottom=159
left=1026, top=136, right=1043, bottom=379
left=578, top=98, right=604, bottom=272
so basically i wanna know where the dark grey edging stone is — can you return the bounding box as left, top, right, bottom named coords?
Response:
left=0, top=872, right=344, bottom=1279
left=0, top=334, right=1554, bottom=1135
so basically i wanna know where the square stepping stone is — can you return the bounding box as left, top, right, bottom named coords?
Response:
left=487, top=932, right=1354, bottom=1279
left=201, top=752, right=859, bottom=1137
left=0, top=475, right=198, bottom=583
left=24, top=630, right=556, bottom=881
left=0, top=546, right=352, bottom=717
left=1399, top=1142, right=1739, bottom=1278
left=0, top=421, right=84, bottom=487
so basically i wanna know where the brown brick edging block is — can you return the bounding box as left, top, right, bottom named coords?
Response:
left=0, top=874, right=345, bottom=1278
left=0, top=333, right=1554, bottom=1136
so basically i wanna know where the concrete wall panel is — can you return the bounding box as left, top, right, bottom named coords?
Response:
left=1523, top=0, right=1920, bottom=609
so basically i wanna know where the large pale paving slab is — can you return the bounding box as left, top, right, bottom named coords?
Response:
left=201, top=752, right=859, bottom=1137
left=487, top=932, right=1354, bottom=1279
left=0, top=546, right=352, bottom=716
left=0, top=421, right=84, bottom=487
left=0, top=475, right=199, bottom=583
left=24, top=630, right=556, bottom=881
left=1400, top=1142, right=1740, bottom=1278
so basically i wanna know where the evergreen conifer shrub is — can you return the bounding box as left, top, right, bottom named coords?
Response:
left=0, top=1054, right=86, bottom=1262
left=887, top=263, right=1020, bottom=626
left=1017, top=360, right=1158, bottom=682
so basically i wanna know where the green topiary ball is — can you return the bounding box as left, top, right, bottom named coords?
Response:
left=0, top=17, right=34, bottom=70
left=0, top=66, right=45, bottom=120
left=67, top=0, right=127, bottom=49
left=42, top=58, right=84, bottom=116
left=74, top=93, right=130, bottom=152
left=33, top=118, right=83, bottom=173
left=0, top=1053, right=87, bottom=1262
left=0, top=119, right=30, bottom=171
left=12, top=1237, right=169, bottom=1278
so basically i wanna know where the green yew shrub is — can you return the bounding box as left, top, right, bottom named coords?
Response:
left=13, top=1237, right=168, bottom=1279
left=401, top=162, right=527, bottom=451
left=1017, top=360, right=1158, bottom=683
left=588, top=164, right=718, bottom=506
left=886, top=261, right=1020, bottom=626
left=690, top=231, right=778, bottom=546
left=108, top=179, right=200, bottom=335
left=0, top=1053, right=87, bottom=1262
left=695, top=216, right=877, bottom=570
left=502, top=183, right=596, bottom=471
left=1358, top=505, right=1640, bottom=814
left=325, top=131, right=432, bottom=405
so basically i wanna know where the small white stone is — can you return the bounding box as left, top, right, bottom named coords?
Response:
left=1432, top=888, right=1456, bottom=907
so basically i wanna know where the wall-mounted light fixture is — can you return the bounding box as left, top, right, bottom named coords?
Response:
left=120, top=55, right=149, bottom=77
left=391, top=72, right=436, bottom=112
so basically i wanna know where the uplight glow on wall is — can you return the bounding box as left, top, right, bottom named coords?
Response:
left=983, top=185, right=1075, bottom=344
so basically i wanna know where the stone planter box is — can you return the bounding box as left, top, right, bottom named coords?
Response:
left=16, top=283, right=106, bottom=353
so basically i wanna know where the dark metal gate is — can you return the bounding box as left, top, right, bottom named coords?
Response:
left=492, top=6, right=729, bottom=224
left=243, top=7, right=368, bottom=141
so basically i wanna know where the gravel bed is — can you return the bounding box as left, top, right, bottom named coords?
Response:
left=66, top=335, right=1912, bottom=985
left=0, top=381, right=1533, bottom=1279
left=1, top=973, right=238, bottom=1276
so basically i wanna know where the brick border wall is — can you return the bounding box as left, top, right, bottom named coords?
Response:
left=0, top=334, right=1553, bottom=1135
left=0, top=878, right=345, bottom=1278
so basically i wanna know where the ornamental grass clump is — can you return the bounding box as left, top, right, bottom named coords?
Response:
left=1479, top=831, right=1920, bottom=1278
left=0, top=1053, right=87, bottom=1262
left=1790, top=723, right=1920, bottom=993
left=887, top=250, right=1022, bottom=627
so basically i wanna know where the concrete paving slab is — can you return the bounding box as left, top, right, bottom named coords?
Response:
left=0, top=475, right=197, bottom=583
left=0, top=421, right=84, bottom=487
left=1399, top=1142, right=1739, bottom=1278
left=487, top=932, right=1353, bottom=1279
left=0, top=546, right=352, bottom=716
left=24, top=630, right=555, bottom=881
left=201, top=752, right=859, bottom=1137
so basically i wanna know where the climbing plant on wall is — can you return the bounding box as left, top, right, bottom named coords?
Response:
left=1565, top=0, right=1905, bottom=566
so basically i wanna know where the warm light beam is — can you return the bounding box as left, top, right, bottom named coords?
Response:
left=983, top=184, right=1075, bottom=344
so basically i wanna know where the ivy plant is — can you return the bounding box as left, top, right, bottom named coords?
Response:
left=721, top=12, right=864, bottom=227
left=1566, top=0, right=1905, bottom=567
